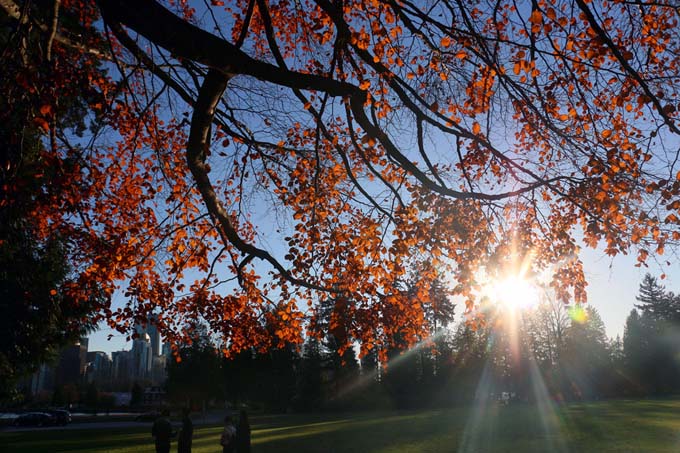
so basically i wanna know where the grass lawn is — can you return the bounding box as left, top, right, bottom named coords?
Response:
left=3, top=399, right=680, bottom=452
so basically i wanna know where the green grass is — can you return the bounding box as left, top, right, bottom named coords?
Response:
left=4, top=399, right=680, bottom=452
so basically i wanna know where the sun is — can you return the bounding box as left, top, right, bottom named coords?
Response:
left=477, top=267, right=541, bottom=311
left=490, top=275, right=540, bottom=310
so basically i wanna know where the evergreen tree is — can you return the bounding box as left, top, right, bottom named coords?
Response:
left=166, top=329, right=224, bottom=409
left=296, top=336, right=323, bottom=410
left=635, top=274, right=680, bottom=322
left=627, top=276, right=680, bottom=395
left=623, top=309, right=648, bottom=394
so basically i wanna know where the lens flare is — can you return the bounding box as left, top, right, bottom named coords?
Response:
left=568, top=305, right=588, bottom=323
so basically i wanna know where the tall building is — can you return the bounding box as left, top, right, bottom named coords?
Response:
left=131, top=333, right=152, bottom=380
left=135, top=316, right=161, bottom=357
left=29, top=363, right=54, bottom=395
left=150, top=355, right=167, bottom=386
left=55, top=339, right=88, bottom=387
left=162, top=342, right=172, bottom=359
left=111, top=350, right=132, bottom=389
left=86, top=351, right=112, bottom=386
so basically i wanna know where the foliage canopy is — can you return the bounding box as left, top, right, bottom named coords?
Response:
left=3, top=0, right=680, bottom=358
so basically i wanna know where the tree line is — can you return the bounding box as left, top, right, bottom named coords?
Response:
left=166, top=274, right=680, bottom=412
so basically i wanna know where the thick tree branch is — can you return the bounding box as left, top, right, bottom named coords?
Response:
left=187, top=69, right=335, bottom=293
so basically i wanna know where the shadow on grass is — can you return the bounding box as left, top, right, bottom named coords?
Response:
left=3, top=399, right=680, bottom=452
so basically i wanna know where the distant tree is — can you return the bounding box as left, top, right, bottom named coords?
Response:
left=524, top=297, right=570, bottom=369
left=52, top=386, right=65, bottom=407
left=625, top=276, right=680, bottom=395
left=359, top=347, right=380, bottom=382
left=623, top=309, right=648, bottom=395
left=310, top=295, right=360, bottom=404
left=265, top=341, right=299, bottom=412
left=295, top=336, right=323, bottom=411
left=609, top=335, right=625, bottom=366
left=561, top=307, right=613, bottom=399
left=416, top=273, right=456, bottom=386
left=606, top=334, right=630, bottom=397
left=635, top=274, right=679, bottom=322
left=222, top=349, right=257, bottom=407
left=84, top=382, right=99, bottom=414
left=447, top=322, right=491, bottom=404
left=166, top=331, right=224, bottom=410
left=130, top=382, right=143, bottom=408
left=99, top=393, right=116, bottom=415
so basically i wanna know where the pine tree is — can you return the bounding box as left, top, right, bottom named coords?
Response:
left=635, top=274, right=677, bottom=321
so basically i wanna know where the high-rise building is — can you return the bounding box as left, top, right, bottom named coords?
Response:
left=150, top=355, right=167, bottom=386
left=55, top=339, right=88, bottom=387
left=131, top=333, right=152, bottom=380
left=162, top=342, right=172, bottom=359
left=111, top=349, right=132, bottom=389
left=135, top=316, right=161, bottom=357
left=29, top=363, right=54, bottom=395
left=86, top=351, right=112, bottom=386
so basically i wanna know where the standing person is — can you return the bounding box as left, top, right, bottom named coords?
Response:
left=220, top=414, right=237, bottom=453
left=236, top=410, right=251, bottom=453
left=177, top=408, right=193, bottom=453
left=151, top=409, right=174, bottom=453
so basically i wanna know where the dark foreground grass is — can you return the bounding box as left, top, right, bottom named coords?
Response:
left=3, top=399, right=680, bottom=452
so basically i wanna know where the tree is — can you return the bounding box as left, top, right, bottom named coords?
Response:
left=627, top=276, right=680, bottom=395
left=3, top=0, right=680, bottom=355
left=622, top=309, right=652, bottom=395
left=0, top=4, right=102, bottom=400
left=560, top=307, right=612, bottom=399
left=130, top=382, right=143, bottom=408
left=84, top=382, right=100, bottom=414
left=166, top=328, right=225, bottom=409
left=524, top=295, right=570, bottom=378
left=295, top=336, right=322, bottom=411
left=636, top=274, right=680, bottom=323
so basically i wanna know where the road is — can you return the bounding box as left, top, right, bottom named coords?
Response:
left=1, top=411, right=225, bottom=433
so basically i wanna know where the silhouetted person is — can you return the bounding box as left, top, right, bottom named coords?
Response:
left=236, top=409, right=251, bottom=453
left=152, top=409, right=174, bottom=453
left=220, top=414, right=237, bottom=453
left=177, top=408, right=193, bottom=453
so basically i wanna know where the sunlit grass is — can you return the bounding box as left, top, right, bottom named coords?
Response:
left=3, top=399, right=680, bottom=452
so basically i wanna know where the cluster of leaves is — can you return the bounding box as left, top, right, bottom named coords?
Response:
left=2, top=0, right=680, bottom=359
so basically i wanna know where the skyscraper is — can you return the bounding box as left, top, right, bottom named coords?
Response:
left=134, top=316, right=161, bottom=357
left=131, top=333, right=152, bottom=380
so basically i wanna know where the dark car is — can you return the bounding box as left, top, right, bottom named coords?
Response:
left=48, top=410, right=71, bottom=425
left=12, top=412, right=54, bottom=427
left=134, top=411, right=161, bottom=422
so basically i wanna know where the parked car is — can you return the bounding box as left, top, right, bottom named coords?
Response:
left=48, top=409, right=71, bottom=425
left=134, top=411, right=161, bottom=422
left=12, top=412, right=54, bottom=427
